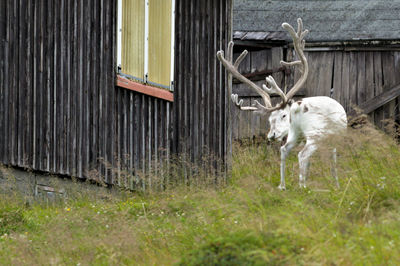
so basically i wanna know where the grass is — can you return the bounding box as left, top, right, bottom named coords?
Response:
left=1, top=123, right=400, bottom=265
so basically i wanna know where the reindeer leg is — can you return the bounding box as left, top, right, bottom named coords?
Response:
left=279, top=136, right=297, bottom=190
left=331, top=148, right=339, bottom=188
left=298, top=140, right=317, bottom=188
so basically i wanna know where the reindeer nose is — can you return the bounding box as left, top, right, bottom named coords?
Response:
left=268, top=133, right=276, bottom=140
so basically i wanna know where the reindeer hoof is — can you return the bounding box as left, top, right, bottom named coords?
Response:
left=278, top=184, right=286, bottom=191
left=299, top=183, right=307, bottom=189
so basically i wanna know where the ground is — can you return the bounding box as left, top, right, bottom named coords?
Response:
left=0, top=123, right=399, bottom=265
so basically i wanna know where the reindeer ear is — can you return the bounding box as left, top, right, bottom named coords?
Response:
left=288, top=99, right=295, bottom=105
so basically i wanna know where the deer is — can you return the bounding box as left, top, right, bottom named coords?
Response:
left=217, top=18, right=347, bottom=190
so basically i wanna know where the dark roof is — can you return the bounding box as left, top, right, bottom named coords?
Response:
left=233, top=0, right=400, bottom=42
left=233, top=31, right=287, bottom=42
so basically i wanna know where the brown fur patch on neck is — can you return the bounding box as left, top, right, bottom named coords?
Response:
left=275, top=101, right=287, bottom=110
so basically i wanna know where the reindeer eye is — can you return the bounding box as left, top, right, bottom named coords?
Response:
left=282, top=114, right=286, bottom=119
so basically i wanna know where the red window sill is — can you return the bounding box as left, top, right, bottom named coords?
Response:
left=117, top=75, right=174, bottom=102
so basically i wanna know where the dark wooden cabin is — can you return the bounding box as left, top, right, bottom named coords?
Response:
left=0, top=0, right=232, bottom=188
left=232, top=0, right=400, bottom=139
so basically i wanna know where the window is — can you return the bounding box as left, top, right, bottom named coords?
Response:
left=117, top=0, right=175, bottom=91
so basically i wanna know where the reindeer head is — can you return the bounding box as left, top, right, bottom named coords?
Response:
left=217, top=18, right=309, bottom=142
left=267, top=105, right=291, bottom=141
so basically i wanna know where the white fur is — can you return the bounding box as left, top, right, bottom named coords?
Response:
left=216, top=18, right=346, bottom=190
left=268, top=96, right=347, bottom=190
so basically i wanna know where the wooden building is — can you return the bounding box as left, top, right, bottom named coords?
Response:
left=0, top=0, right=232, bottom=188
left=232, top=0, right=400, bottom=139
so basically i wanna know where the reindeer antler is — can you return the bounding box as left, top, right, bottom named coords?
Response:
left=217, top=44, right=286, bottom=113
left=280, top=18, right=309, bottom=100
left=217, top=18, right=308, bottom=113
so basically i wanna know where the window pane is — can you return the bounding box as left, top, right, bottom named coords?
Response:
left=122, top=0, right=145, bottom=81
left=148, top=0, right=172, bottom=88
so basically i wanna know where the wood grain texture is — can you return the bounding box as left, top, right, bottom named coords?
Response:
left=1, top=0, right=232, bottom=186
left=173, top=0, right=232, bottom=172
left=231, top=47, right=400, bottom=139
left=358, top=83, right=400, bottom=114
left=0, top=0, right=114, bottom=184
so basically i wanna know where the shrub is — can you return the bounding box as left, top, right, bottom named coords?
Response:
left=0, top=206, right=26, bottom=235
left=178, top=230, right=302, bottom=266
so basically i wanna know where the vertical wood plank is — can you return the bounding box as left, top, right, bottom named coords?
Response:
left=53, top=0, right=59, bottom=173
left=116, top=89, right=122, bottom=185
left=154, top=99, right=158, bottom=177
left=38, top=0, right=45, bottom=171
left=363, top=51, right=374, bottom=122
left=332, top=51, right=342, bottom=104
left=129, top=93, right=134, bottom=183
left=65, top=0, right=71, bottom=175
left=0, top=0, right=6, bottom=163
left=105, top=0, right=115, bottom=184
left=148, top=98, right=152, bottom=186
left=90, top=0, right=99, bottom=178
left=123, top=90, right=129, bottom=184
left=25, top=0, right=34, bottom=167
left=141, top=94, right=146, bottom=188
left=341, top=52, right=350, bottom=112
left=84, top=0, right=91, bottom=177
left=32, top=0, right=38, bottom=169
left=320, top=52, right=334, bottom=97
left=365, top=52, right=375, bottom=102
left=17, top=0, right=25, bottom=167
left=218, top=0, right=225, bottom=165
left=134, top=93, right=140, bottom=185
left=382, top=52, right=396, bottom=121
left=199, top=0, right=206, bottom=163
left=394, top=52, right=400, bottom=125
left=373, top=52, right=383, bottom=127
left=98, top=0, right=105, bottom=181
left=204, top=0, right=211, bottom=157
left=349, top=52, right=358, bottom=111
left=356, top=52, right=366, bottom=105
left=301, top=52, right=314, bottom=96
left=192, top=0, right=199, bottom=165
left=9, top=1, right=18, bottom=166
left=77, top=0, right=83, bottom=177
left=271, top=47, right=283, bottom=90
left=44, top=0, right=53, bottom=171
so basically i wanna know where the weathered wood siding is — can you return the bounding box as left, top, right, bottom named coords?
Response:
left=232, top=48, right=400, bottom=139
left=0, top=0, right=118, bottom=183
left=114, top=88, right=173, bottom=189
left=0, top=1, right=5, bottom=151
left=299, top=50, right=400, bottom=130
left=0, top=0, right=232, bottom=186
left=231, top=47, right=287, bottom=139
left=174, top=0, right=232, bottom=168
left=0, top=0, right=173, bottom=186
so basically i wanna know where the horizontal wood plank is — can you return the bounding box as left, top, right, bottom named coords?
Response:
left=358, top=83, right=400, bottom=114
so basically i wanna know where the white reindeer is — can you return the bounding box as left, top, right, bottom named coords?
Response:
left=217, top=18, right=347, bottom=190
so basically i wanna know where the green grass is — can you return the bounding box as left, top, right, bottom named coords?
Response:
left=1, top=124, right=400, bottom=265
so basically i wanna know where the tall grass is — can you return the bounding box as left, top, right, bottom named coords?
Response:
left=0, top=122, right=400, bottom=265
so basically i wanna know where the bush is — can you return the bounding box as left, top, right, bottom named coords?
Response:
left=0, top=206, right=26, bottom=235
left=178, top=230, right=302, bottom=266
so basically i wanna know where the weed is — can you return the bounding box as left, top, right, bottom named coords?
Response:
left=0, top=122, right=399, bottom=264
left=178, top=230, right=303, bottom=265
